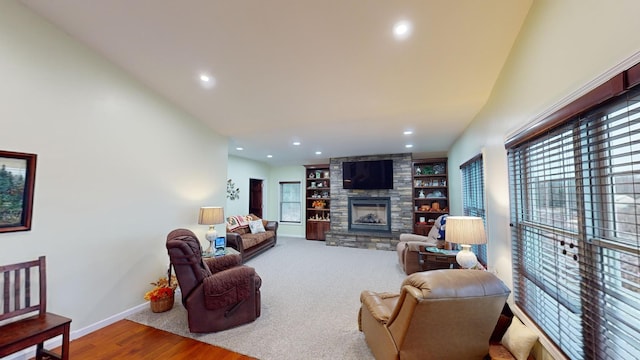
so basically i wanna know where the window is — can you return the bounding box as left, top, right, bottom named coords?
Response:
left=508, top=87, right=640, bottom=359
left=460, top=154, right=487, bottom=264
left=279, top=182, right=301, bottom=223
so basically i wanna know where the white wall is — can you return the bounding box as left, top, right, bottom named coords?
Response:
left=0, top=0, right=228, bottom=334
left=226, top=155, right=270, bottom=218
left=448, top=1, right=640, bottom=289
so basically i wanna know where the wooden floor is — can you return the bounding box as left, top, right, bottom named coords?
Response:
left=41, top=319, right=255, bottom=360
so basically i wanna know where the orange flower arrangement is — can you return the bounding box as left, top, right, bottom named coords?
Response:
left=312, top=200, right=326, bottom=208
left=144, top=276, right=177, bottom=301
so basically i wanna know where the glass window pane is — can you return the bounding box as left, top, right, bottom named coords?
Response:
left=280, top=182, right=301, bottom=223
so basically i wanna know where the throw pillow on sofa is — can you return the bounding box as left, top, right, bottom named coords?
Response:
left=249, top=219, right=266, bottom=234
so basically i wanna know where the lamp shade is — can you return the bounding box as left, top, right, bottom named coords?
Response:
left=198, top=206, right=224, bottom=225
left=445, top=216, right=487, bottom=245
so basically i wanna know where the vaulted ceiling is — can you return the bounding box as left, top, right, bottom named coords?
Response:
left=21, top=0, right=532, bottom=165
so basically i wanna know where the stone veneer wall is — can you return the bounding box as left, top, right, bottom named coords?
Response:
left=325, top=153, right=413, bottom=250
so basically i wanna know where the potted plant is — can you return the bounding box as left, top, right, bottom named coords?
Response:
left=144, top=275, right=178, bottom=313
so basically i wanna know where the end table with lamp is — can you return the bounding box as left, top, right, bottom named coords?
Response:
left=445, top=216, right=487, bottom=269
left=198, top=206, right=225, bottom=255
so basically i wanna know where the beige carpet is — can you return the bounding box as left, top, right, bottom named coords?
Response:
left=128, top=236, right=407, bottom=359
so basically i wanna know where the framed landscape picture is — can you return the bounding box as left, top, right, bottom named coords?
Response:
left=0, top=150, right=37, bottom=233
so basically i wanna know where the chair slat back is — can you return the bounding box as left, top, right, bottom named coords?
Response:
left=0, top=256, right=46, bottom=321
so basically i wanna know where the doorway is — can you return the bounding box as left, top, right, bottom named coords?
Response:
left=249, top=178, right=263, bottom=218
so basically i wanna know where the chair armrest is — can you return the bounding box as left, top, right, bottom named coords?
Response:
left=399, top=233, right=431, bottom=242
left=360, top=290, right=399, bottom=324
left=203, top=254, right=242, bottom=273
left=202, top=266, right=256, bottom=310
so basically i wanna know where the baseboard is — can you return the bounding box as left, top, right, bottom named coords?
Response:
left=2, top=302, right=149, bottom=360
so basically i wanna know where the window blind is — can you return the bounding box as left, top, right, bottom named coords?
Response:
left=508, top=88, right=640, bottom=360
left=461, top=154, right=487, bottom=264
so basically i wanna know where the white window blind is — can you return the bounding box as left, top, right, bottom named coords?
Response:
left=508, top=88, right=640, bottom=359
left=460, top=155, right=487, bottom=264
left=279, top=182, right=301, bottom=223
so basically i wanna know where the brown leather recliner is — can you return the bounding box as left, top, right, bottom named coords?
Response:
left=166, top=229, right=261, bottom=333
left=358, top=269, right=510, bottom=360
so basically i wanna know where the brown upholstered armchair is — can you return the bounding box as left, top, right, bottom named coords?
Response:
left=359, top=269, right=510, bottom=360
left=166, top=229, right=261, bottom=333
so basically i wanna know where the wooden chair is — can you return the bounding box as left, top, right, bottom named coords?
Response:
left=0, top=256, right=71, bottom=360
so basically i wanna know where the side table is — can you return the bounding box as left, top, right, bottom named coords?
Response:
left=417, top=248, right=460, bottom=271
left=202, top=247, right=239, bottom=258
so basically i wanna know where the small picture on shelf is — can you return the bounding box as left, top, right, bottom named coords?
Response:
left=422, top=165, right=434, bottom=175
left=315, top=171, right=321, bottom=179
left=433, top=163, right=445, bottom=174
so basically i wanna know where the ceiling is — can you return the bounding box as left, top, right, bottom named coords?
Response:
left=21, top=0, right=532, bottom=166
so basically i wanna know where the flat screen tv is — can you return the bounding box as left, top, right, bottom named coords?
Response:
left=342, top=160, right=393, bottom=190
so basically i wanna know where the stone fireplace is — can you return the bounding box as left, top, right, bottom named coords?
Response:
left=325, top=153, right=414, bottom=250
left=348, top=197, right=391, bottom=233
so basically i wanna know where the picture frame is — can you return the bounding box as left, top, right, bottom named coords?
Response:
left=0, top=150, right=37, bottom=233
left=214, top=236, right=226, bottom=257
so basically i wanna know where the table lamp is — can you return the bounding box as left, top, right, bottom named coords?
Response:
left=198, top=206, right=224, bottom=255
left=445, top=216, right=487, bottom=269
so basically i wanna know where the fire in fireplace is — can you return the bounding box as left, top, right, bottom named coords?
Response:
left=348, top=197, right=391, bottom=233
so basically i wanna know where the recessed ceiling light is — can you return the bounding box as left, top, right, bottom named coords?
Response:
left=405, top=144, right=414, bottom=148
left=293, top=141, right=301, bottom=146
left=315, top=151, right=322, bottom=155
left=267, top=154, right=273, bottom=158
left=404, top=130, right=413, bottom=135
left=198, top=73, right=216, bottom=89
left=393, top=20, right=412, bottom=40
left=236, top=147, right=244, bottom=151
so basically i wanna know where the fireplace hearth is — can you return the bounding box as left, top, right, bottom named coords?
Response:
left=348, top=197, right=391, bottom=233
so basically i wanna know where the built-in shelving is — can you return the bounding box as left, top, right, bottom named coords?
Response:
left=305, top=165, right=330, bottom=240
left=412, top=158, right=449, bottom=235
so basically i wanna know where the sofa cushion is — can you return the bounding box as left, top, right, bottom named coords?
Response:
left=241, top=231, right=275, bottom=249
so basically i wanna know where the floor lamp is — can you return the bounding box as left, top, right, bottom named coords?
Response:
left=198, top=206, right=224, bottom=255
left=446, top=216, right=487, bottom=269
